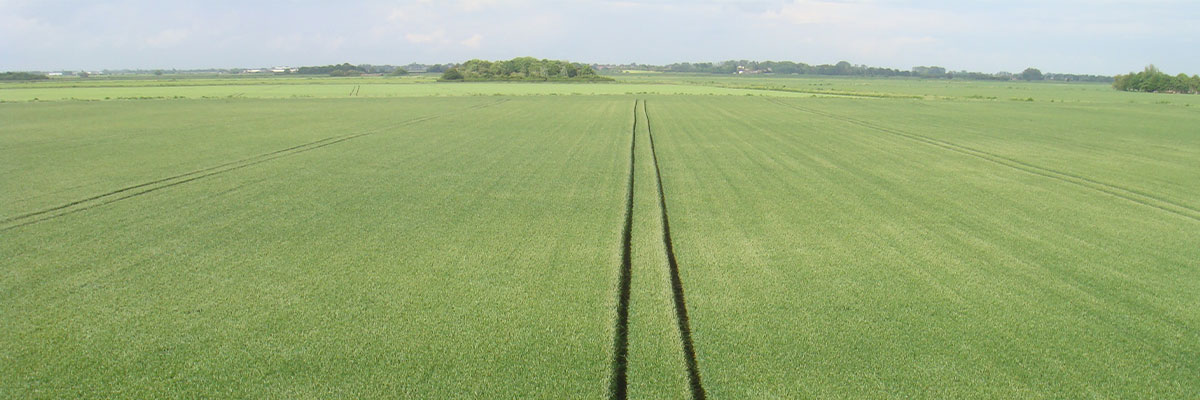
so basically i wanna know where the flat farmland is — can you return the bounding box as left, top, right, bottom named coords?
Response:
left=0, top=76, right=811, bottom=102
left=2, top=97, right=634, bottom=397
left=648, top=96, right=1200, bottom=397
left=3, top=77, right=1199, bottom=398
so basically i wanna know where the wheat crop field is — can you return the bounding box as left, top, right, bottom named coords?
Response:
left=2, top=75, right=1198, bottom=398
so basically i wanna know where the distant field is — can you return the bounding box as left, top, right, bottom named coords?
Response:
left=3, top=75, right=1198, bottom=398
left=0, top=75, right=812, bottom=102
left=622, top=73, right=1200, bottom=106
left=8, top=73, right=1199, bottom=107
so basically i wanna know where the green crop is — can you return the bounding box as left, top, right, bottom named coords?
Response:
left=3, top=76, right=1198, bottom=398
left=649, top=95, right=1200, bottom=398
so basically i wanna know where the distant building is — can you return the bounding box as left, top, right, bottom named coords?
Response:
left=736, top=66, right=764, bottom=74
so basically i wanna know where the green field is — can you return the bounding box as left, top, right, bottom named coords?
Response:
left=0, top=75, right=815, bottom=102
left=3, top=75, right=1199, bottom=398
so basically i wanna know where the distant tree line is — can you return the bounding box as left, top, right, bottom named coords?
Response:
left=666, top=60, right=916, bottom=77
left=409, top=64, right=451, bottom=73
left=1042, top=72, right=1111, bottom=83
left=1113, top=65, right=1200, bottom=94
left=0, top=72, right=49, bottom=81
left=440, top=57, right=612, bottom=82
left=609, top=60, right=1112, bottom=82
left=296, top=63, right=367, bottom=76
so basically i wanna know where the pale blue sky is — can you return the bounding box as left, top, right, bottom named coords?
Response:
left=2, top=0, right=1197, bottom=75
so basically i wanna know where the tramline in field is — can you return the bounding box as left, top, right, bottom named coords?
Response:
left=3, top=75, right=1199, bottom=398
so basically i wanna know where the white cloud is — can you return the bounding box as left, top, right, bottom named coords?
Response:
left=405, top=30, right=446, bottom=44
left=404, top=30, right=484, bottom=49
left=761, top=1, right=967, bottom=32
left=144, top=28, right=189, bottom=48
left=456, top=0, right=535, bottom=12
left=386, top=8, right=407, bottom=22
left=457, top=0, right=497, bottom=12
left=460, top=33, right=483, bottom=48
left=0, top=13, right=53, bottom=42
left=267, top=33, right=346, bottom=52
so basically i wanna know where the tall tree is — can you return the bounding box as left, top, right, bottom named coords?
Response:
left=1021, top=67, right=1044, bottom=81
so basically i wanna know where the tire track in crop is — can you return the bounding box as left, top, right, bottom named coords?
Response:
left=643, top=100, right=707, bottom=400
left=764, top=98, right=1200, bottom=223
left=608, top=100, right=638, bottom=400
left=3, top=136, right=344, bottom=223
left=1, top=99, right=510, bottom=232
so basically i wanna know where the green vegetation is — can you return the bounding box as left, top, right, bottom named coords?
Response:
left=0, top=72, right=48, bottom=81
left=440, top=67, right=463, bottom=81
left=650, top=96, right=1199, bottom=398
left=440, top=57, right=612, bottom=82
left=9, top=73, right=1193, bottom=106
left=1020, top=67, right=1044, bottom=81
left=3, top=74, right=1199, bottom=398
left=662, top=60, right=911, bottom=76
left=296, top=63, right=366, bottom=76
left=1113, top=65, right=1200, bottom=94
left=2, top=97, right=630, bottom=398
left=615, top=60, right=1111, bottom=82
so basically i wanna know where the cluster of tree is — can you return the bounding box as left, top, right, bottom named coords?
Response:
left=296, top=63, right=367, bottom=76
left=909, top=65, right=946, bottom=78
left=356, top=64, right=412, bottom=74
left=401, top=63, right=451, bottom=73
left=950, top=71, right=1010, bottom=81
left=1043, top=73, right=1113, bottom=83
left=1019, top=68, right=1044, bottom=81
left=440, top=57, right=611, bottom=81
left=1113, top=65, right=1200, bottom=94
left=0, top=72, right=49, bottom=80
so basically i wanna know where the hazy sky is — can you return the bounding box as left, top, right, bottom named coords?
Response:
left=2, top=0, right=1197, bottom=75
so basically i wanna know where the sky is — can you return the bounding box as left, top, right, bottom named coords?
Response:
left=2, top=0, right=1198, bottom=75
